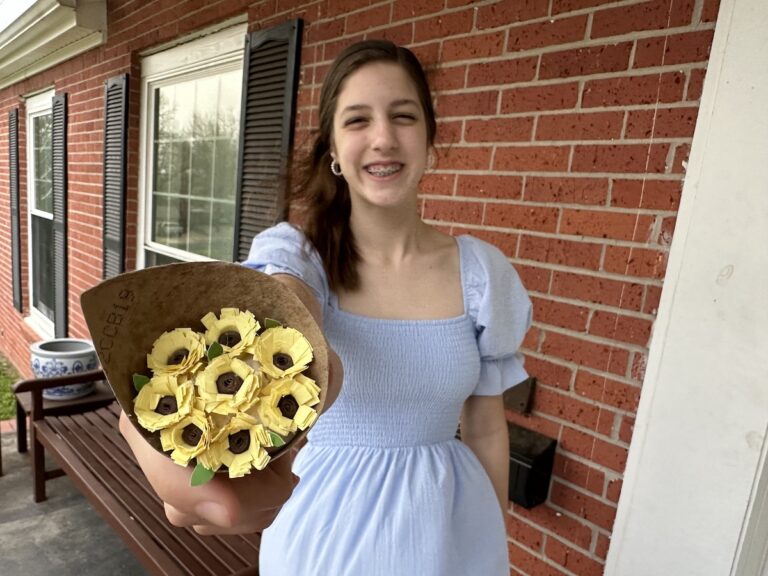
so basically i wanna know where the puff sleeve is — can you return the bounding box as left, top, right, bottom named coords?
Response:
left=241, top=222, right=329, bottom=307
left=463, top=236, right=533, bottom=396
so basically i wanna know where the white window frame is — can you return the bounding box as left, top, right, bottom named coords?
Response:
left=25, top=88, right=55, bottom=339
left=137, top=23, right=247, bottom=269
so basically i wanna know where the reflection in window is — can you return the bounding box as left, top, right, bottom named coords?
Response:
left=150, top=70, right=241, bottom=261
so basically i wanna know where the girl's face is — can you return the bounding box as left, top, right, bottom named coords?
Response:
left=331, top=62, right=431, bottom=211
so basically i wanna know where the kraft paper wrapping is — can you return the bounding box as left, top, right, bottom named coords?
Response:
left=80, top=261, right=329, bottom=465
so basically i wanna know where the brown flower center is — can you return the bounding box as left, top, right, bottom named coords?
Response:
left=228, top=430, right=251, bottom=455
left=181, top=424, right=203, bottom=446
left=277, top=395, right=299, bottom=419
left=216, top=372, right=244, bottom=395
left=273, top=352, right=294, bottom=371
left=218, top=330, right=241, bottom=347
left=168, top=348, right=188, bottom=365
left=154, top=395, right=178, bottom=415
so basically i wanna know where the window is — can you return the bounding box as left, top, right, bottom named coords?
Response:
left=26, top=90, right=56, bottom=335
left=137, top=20, right=302, bottom=268
left=139, top=25, right=246, bottom=266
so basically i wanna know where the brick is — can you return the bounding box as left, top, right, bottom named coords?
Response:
left=619, top=416, right=634, bottom=445
left=541, top=331, right=629, bottom=375
left=571, top=144, right=670, bottom=174
left=603, top=246, right=668, bottom=281
left=574, top=370, right=641, bottom=412
left=326, top=0, right=377, bottom=18
left=524, top=176, right=608, bottom=206
left=701, top=0, right=721, bottom=22
left=518, top=236, right=602, bottom=271
left=494, top=146, right=570, bottom=172
left=643, top=283, right=663, bottom=315
left=502, top=82, right=579, bottom=113
left=523, top=356, right=573, bottom=391
left=374, top=22, right=414, bottom=46
left=610, top=179, right=682, bottom=211
left=516, top=263, right=552, bottom=294
left=435, top=119, right=462, bottom=144
left=672, top=143, right=691, bottom=174
left=523, top=326, right=542, bottom=351
left=540, top=42, right=632, bottom=80
left=467, top=56, right=538, bottom=87
left=484, top=203, right=560, bottom=233
left=546, top=538, right=605, bottom=576
left=625, top=107, right=699, bottom=139
left=476, top=0, right=549, bottom=30
left=436, top=90, right=499, bottom=117
left=596, top=408, right=616, bottom=437
left=392, top=0, right=444, bottom=20
left=436, top=145, right=493, bottom=170
left=595, top=533, right=611, bottom=559
left=592, top=437, right=629, bottom=472
left=552, top=259, right=637, bottom=318
left=509, top=541, right=565, bottom=576
left=631, top=351, right=648, bottom=381
left=345, top=5, right=391, bottom=34
left=505, top=514, right=545, bottom=552
left=552, top=0, right=618, bottom=14
left=686, top=68, right=708, bottom=101
left=410, top=42, right=441, bottom=68
left=560, top=209, right=655, bottom=242
left=511, top=503, right=593, bottom=549
left=591, top=0, right=695, bottom=39
left=554, top=453, right=605, bottom=496
left=429, top=65, right=466, bottom=92
left=420, top=173, right=456, bottom=196
left=306, top=19, right=345, bottom=44
left=534, top=385, right=600, bottom=429
left=550, top=479, right=617, bottom=531
left=536, top=111, right=624, bottom=141
left=441, top=31, right=506, bottom=62
left=456, top=174, right=523, bottom=200
left=633, top=30, right=715, bottom=68
left=659, top=216, right=676, bottom=247
left=414, top=9, right=474, bottom=42
left=506, top=15, right=588, bottom=52
left=583, top=72, right=685, bottom=107
left=422, top=199, right=484, bottom=225
left=464, top=117, right=534, bottom=143
left=454, top=226, right=520, bottom=258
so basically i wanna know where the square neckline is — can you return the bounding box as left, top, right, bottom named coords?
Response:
left=327, top=235, right=470, bottom=325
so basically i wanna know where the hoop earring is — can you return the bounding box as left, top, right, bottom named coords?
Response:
left=330, top=159, right=342, bottom=177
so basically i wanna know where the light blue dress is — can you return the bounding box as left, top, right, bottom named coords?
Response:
left=244, top=223, right=532, bottom=576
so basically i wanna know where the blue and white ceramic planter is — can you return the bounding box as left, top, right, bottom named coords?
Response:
left=30, top=338, right=99, bottom=401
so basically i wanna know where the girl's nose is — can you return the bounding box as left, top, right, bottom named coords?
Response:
left=371, top=119, right=398, bottom=151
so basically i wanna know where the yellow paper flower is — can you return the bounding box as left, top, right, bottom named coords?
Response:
left=196, top=355, right=261, bottom=415
left=253, top=326, right=313, bottom=379
left=133, top=374, right=194, bottom=432
left=256, top=375, right=320, bottom=436
left=201, top=308, right=260, bottom=357
left=147, top=328, right=206, bottom=376
left=160, top=408, right=212, bottom=467
left=199, top=413, right=273, bottom=478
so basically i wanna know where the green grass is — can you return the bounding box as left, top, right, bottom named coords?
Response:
left=0, top=355, right=20, bottom=421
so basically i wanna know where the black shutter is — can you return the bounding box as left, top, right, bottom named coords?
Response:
left=52, top=94, right=68, bottom=338
left=9, top=108, right=22, bottom=312
left=103, top=74, right=129, bottom=278
left=234, top=19, right=303, bottom=261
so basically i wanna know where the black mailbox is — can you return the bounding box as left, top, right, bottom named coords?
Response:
left=508, top=422, right=556, bottom=509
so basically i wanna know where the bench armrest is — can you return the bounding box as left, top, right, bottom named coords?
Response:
left=12, top=369, right=106, bottom=394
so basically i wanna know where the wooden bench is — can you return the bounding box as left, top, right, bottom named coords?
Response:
left=13, top=371, right=261, bottom=576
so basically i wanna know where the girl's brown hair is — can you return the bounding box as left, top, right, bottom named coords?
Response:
left=290, top=40, right=437, bottom=292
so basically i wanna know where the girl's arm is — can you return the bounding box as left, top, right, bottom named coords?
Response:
left=460, top=394, right=509, bottom=512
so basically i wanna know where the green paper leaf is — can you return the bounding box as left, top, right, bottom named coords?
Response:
left=132, top=373, right=150, bottom=392
left=268, top=431, right=286, bottom=448
left=190, top=463, right=216, bottom=487
left=264, top=318, right=282, bottom=329
left=207, top=341, right=224, bottom=360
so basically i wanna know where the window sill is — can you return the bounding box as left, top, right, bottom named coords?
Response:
left=23, top=313, right=55, bottom=342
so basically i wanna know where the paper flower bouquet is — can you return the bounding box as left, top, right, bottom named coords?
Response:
left=80, top=262, right=329, bottom=485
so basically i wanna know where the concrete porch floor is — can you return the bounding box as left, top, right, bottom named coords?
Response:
left=0, top=429, right=146, bottom=575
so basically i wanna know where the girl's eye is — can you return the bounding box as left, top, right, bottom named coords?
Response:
left=394, top=113, right=417, bottom=122
left=344, top=117, right=367, bottom=126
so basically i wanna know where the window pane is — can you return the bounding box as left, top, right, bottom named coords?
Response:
left=31, top=215, right=55, bottom=321
left=33, top=115, right=53, bottom=214
left=144, top=250, right=183, bottom=267
left=149, top=68, right=241, bottom=261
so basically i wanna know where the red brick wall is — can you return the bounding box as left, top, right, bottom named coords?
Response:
left=0, top=0, right=721, bottom=573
